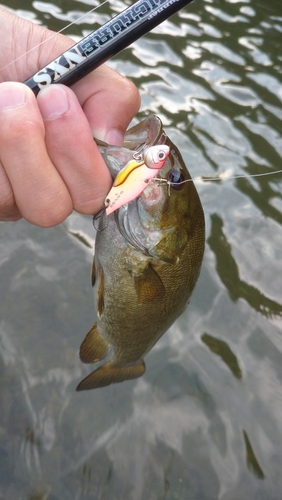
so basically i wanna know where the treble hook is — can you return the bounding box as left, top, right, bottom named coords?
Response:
left=93, top=208, right=108, bottom=231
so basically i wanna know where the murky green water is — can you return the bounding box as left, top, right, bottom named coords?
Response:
left=0, top=0, right=282, bottom=498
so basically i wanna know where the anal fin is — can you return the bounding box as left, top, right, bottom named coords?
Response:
left=76, top=360, right=146, bottom=391
left=79, top=323, right=109, bottom=364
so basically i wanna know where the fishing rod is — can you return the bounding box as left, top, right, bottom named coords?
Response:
left=23, top=0, right=194, bottom=96
left=21, top=0, right=282, bottom=184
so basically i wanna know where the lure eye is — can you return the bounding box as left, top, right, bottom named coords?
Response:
left=168, top=169, right=184, bottom=190
left=157, top=150, right=166, bottom=161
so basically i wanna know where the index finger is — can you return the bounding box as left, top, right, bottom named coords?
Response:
left=71, top=65, right=141, bottom=144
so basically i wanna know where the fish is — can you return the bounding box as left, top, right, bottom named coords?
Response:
left=76, top=115, right=205, bottom=391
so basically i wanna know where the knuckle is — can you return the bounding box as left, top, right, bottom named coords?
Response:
left=11, top=118, right=43, bottom=141
left=1, top=212, right=22, bottom=222
left=0, top=181, right=20, bottom=222
left=39, top=204, right=72, bottom=228
left=116, top=77, right=141, bottom=112
left=74, top=196, right=104, bottom=217
left=0, top=117, right=43, bottom=147
left=25, top=191, right=73, bottom=228
left=0, top=201, right=22, bottom=222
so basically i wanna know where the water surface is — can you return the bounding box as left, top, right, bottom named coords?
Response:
left=0, top=0, right=282, bottom=498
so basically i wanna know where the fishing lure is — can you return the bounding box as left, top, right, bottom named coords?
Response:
left=103, top=144, right=170, bottom=215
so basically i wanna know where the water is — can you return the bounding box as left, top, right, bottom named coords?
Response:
left=0, top=0, right=282, bottom=498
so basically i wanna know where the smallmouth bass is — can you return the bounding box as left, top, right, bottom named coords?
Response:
left=77, top=115, right=205, bottom=391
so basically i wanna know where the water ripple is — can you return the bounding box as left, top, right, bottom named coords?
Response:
left=1, top=0, right=282, bottom=498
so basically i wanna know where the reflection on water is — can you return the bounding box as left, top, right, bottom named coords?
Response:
left=0, top=0, right=282, bottom=498
left=243, top=429, right=265, bottom=480
left=208, top=213, right=282, bottom=318
left=201, top=332, right=242, bottom=379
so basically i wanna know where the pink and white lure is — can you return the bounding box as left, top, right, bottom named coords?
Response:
left=104, top=145, right=170, bottom=215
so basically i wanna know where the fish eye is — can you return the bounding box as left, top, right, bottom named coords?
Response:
left=168, top=169, right=184, bottom=190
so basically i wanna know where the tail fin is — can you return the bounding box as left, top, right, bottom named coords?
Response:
left=76, top=360, right=146, bottom=391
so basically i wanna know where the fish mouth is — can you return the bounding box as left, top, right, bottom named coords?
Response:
left=139, top=178, right=165, bottom=207
left=115, top=200, right=161, bottom=255
left=112, top=115, right=179, bottom=256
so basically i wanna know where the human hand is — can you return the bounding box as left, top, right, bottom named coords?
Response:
left=0, top=8, right=140, bottom=226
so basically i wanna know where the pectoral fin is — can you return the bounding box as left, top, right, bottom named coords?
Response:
left=79, top=323, right=109, bottom=364
left=131, top=264, right=166, bottom=303
left=76, top=360, right=146, bottom=391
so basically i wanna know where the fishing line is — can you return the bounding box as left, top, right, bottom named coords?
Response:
left=1, top=2, right=280, bottom=186
left=191, top=169, right=282, bottom=183
left=152, top=168, right=282, bottom=188
left=0, top=0, right=110, bottom=74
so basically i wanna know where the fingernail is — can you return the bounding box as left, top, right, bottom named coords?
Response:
left=38, top=85, right=69, bottom=120
left=94, top=128, right=124, bottom=146
left=105, top=129, right=124, bottom=146
left=0, top=82, right=27, bottom=111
